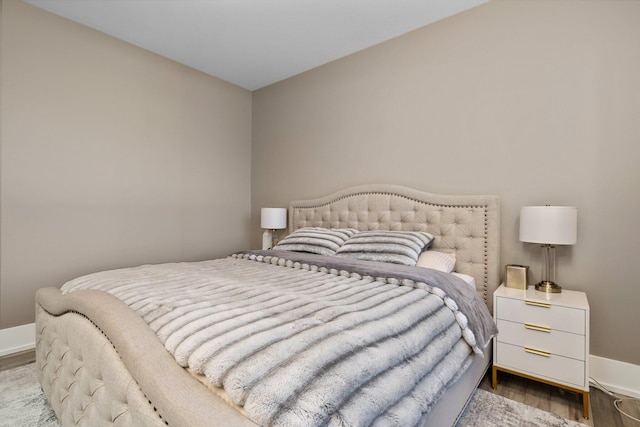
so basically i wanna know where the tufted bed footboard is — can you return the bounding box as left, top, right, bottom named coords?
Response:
left=35, top=287, right=257, bottom=427
left=36, top=304, right=168, bottom=426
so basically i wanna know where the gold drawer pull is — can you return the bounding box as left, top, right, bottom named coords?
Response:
left=525, top=323, right=551, bottom=333
left=525, top=300, right=551, bottom=308
left=525, top=347, right=551, bottom=357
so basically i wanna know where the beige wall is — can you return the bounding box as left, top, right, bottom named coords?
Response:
left=0, top=0, right=252, bottom=328
left=253, top=1, right=640, bottom=365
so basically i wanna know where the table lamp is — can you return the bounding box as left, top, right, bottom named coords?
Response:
left=519, top=206, right=577, bottom=293
left=261, top=207, right=287, bottom=250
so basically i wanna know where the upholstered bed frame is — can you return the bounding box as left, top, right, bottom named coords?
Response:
left=35, top=184, right=500, bottom=427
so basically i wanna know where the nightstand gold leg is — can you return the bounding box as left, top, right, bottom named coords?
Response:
left=492, top=365, right=498, bottom=389
left=582, top=391, right=590, bottom=419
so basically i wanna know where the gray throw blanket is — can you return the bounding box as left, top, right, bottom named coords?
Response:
left=61, top=251, right=497, bottom=427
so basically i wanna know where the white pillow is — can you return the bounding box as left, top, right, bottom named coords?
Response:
left=416, top=250, right=456, bottom=273
left=451, top=272, right=477, bottom=290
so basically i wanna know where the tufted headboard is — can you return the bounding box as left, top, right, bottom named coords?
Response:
left=289, top=184, right=500, bottom=309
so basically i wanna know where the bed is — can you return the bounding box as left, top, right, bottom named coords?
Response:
left=35, top=184, right=500, bottom=427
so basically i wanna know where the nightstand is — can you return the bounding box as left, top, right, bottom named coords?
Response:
left=492, top=284, right=590, bottom=418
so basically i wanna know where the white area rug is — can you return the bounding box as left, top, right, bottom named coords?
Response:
left=1, top=363, right=587, bottom=427
left=457, top=388, right=588, bottom=427
left=0, top=363, right=58, bottom=427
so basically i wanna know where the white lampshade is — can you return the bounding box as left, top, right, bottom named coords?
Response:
left=520, top=206, right=577, bottom=245
left=261, top=208, right=287, bottom=229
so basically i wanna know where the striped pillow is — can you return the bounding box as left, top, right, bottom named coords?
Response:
left=273, top=227, right=359, bottom=256
left=335, top=230, right=435, bottom=266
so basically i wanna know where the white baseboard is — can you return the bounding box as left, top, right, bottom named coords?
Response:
left=0, top=323, right=36, bottom=357
left=590, top=355, right=640, bottom=399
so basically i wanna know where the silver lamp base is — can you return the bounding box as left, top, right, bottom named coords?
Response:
left=535, top=281, right=562, bottom=293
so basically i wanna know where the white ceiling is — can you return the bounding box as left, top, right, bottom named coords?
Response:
left=25, top=0, right=488, bottom=91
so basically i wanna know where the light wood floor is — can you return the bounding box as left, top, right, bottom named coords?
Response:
left=2, top=350, right=638, bottom=426
left=482, top=370, right=640, bottom=427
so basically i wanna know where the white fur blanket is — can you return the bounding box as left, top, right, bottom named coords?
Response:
left=61, top=252, right=496, bottom=427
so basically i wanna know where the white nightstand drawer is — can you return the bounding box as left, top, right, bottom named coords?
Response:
left=496, top=319, right=585, bottom=360
left=496, top=297, right=585, bottom=335
left=496, top=342, right=586, bottom=388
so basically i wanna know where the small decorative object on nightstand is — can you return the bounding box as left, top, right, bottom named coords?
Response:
left=492, top=284, right=590, bottom=418
left=261, top=207, right=287, bottom=250
left=520, top=206, right=577, bottom=293
left=505, top=264, right=529, bottom=289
